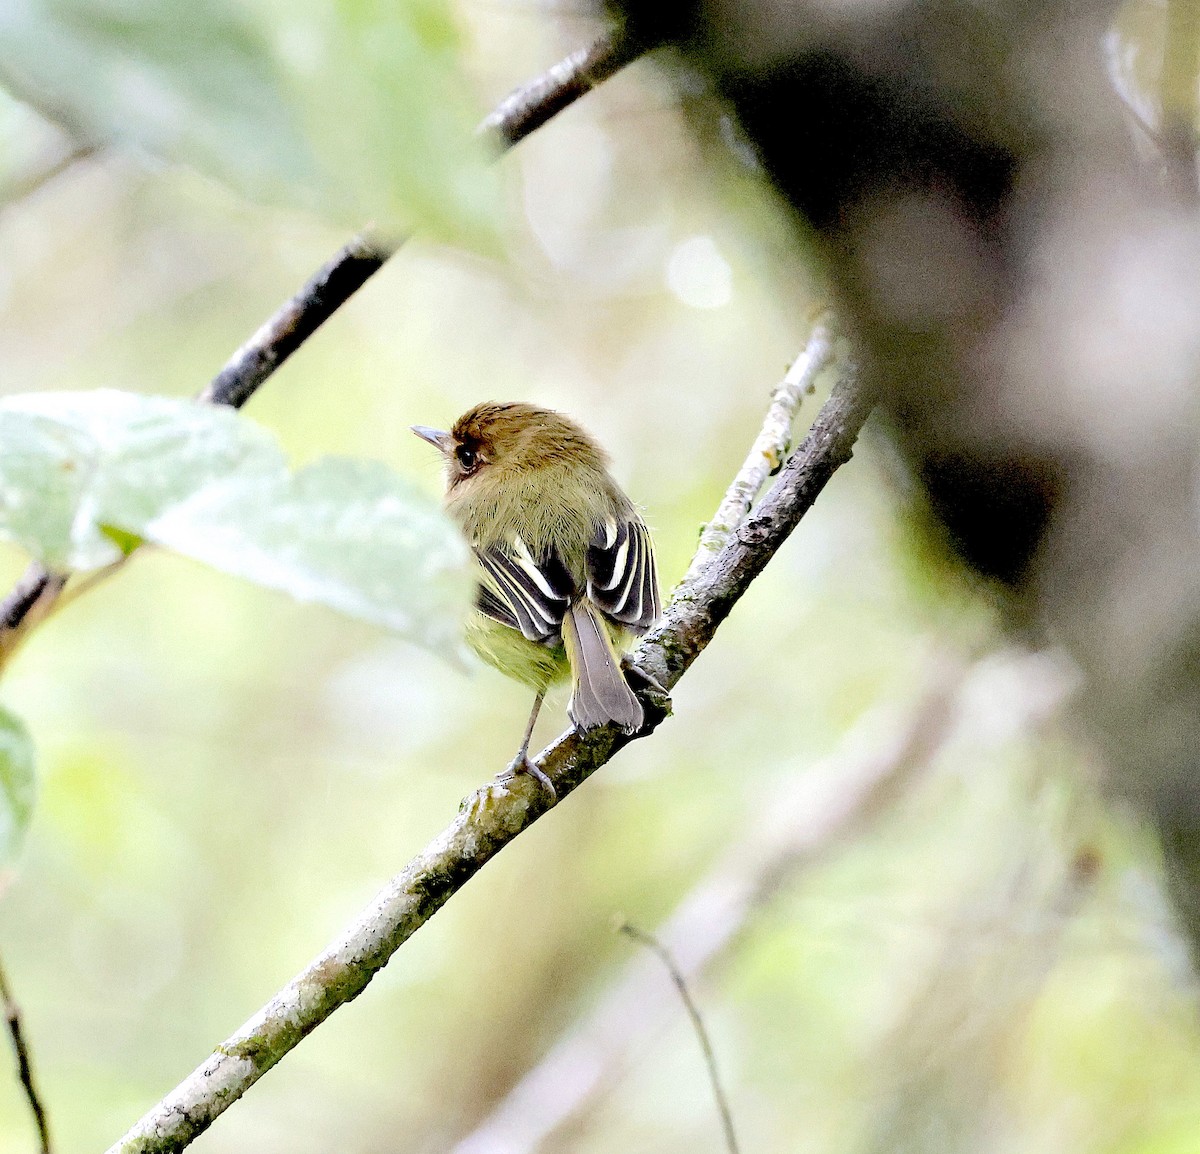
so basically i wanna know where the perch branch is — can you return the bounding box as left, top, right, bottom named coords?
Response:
left=105, top=335, right=875, bottom=1154
left=449, top=649, right=1075, bottom=1154
left=0, top=29, right=643, bottom=661
left=616, top=922, right=740, bottom=1154
left=0, top=953, right=51, bottom=1154
left=682, top=318, right=833, bottom=585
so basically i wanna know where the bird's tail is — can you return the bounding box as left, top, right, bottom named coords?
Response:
left=562, top=602, right=643, bottom=732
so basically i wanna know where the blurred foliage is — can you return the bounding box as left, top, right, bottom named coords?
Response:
left=0, top=2, right=1198, bottom=1154
left=1110, top=0, right=1200, bottom=144
left=0, top=0, right=497, bottom=243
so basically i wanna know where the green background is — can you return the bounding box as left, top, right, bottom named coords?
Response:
left=1, top=2, right=1198, bottom=1152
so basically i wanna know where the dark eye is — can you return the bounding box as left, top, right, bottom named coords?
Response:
left=456, top=444, right=477, bottom=470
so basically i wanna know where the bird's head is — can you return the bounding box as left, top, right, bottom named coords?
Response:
left=411, top=402, right=607, bottom=491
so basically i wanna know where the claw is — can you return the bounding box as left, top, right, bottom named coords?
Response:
left=621, top=657, right=670, bottom=699
left=460, top=758, right=553, bottom=823
left=508, top=752, right=556, bottom=801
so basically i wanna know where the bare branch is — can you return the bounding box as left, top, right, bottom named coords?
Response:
left=105, top=350, right=874, bottom=1154
left=0, top=953, right=52, bottom=1154
left=480, top=31, right=642, bottom=149
left=198, top=231, right=399, bottom=409
left=616, top=922, right=740, bottom=1154
left=0, top=570, right=66, bottom=668
left=0, top=29, right=644, bottom=658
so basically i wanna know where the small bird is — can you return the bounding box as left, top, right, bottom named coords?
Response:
left=412, top=402, right=661, bottom=797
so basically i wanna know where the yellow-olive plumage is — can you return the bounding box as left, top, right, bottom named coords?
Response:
left=412, top=402, right=661, bottom=792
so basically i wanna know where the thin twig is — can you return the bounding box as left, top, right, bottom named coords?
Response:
left=198, top=232, right=400, bottom=409
left=682, top=319, right=833, bottom=585
left=450, top=649, right=1081, bottom=1154
left=0, top=29, right=643, bottom=660
left=450, top=659, right=965, bottom=1154
left=617, top=922, right=739, bottom=1154
left=105, top=350, right=874, bottom=1154
left=480, top=31, right=641, bottom=148
left=0, top=953, right=51, bottom=1154
left=0, top=143, right=100, bottom=212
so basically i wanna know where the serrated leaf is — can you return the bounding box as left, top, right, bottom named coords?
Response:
left=0, top=706, right=35, bottom=873
left=0, top=390, right=471, bottom=653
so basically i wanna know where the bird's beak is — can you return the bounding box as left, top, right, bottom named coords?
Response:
left=410, top=425, right=453, bottom=455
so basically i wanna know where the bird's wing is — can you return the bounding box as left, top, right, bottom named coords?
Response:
left=474, top=535, right=575, bottom=644
left=585, top=514, right=661, bottom=633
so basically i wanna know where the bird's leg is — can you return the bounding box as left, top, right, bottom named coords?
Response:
left=504, top=690, right=556, bottom=799
left=461, top=691, right=556, bottom=820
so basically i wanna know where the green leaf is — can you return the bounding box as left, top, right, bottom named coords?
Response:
left=0, top=390, right=472, bottom=653
left=283, top=0, right=500, bottom=246
left=0, top=390, right=280, bottom=570
left=0, top=706, right=35, bottom=873
left=0, top=0, right=497, bottom=245
left=147, top=457, right=472, bottom=653
left=0, top=0, right=320, bottom=205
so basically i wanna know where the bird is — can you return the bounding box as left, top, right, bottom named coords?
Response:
left=412, top=402, right=661, bottom=797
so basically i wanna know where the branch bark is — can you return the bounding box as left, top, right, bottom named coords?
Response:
left=0, top=29, right=642, bottom=662
left=479, top=32, right=641, bottom=149
left=105, top=339, right=873, bottom=1153
left=449, top=649, right=1073, bottom=1154
left=681, top=318, right=833, bottom=585
left=197, top=232, right=398, bottom=409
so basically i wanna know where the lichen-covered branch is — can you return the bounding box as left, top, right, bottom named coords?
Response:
left=105, top=354, right=873, bottom=1154
left=682, top=320, right=833, bottom=585
left=0, top=29, right=643, bottom=659
left=0, top=953, right=52, bottom=1154
left=642, top=365, right=872, bottom=689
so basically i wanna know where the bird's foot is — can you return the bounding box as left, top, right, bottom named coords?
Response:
left=506, top=752, right=557, bottom=802
left=621, top=657, right=672, bottom=707
left=460, top=754, right=556, bottom=821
